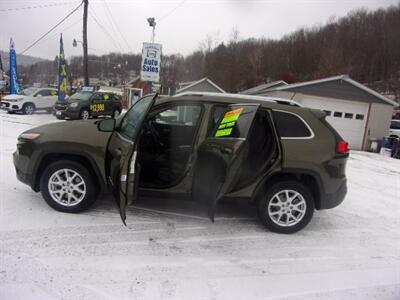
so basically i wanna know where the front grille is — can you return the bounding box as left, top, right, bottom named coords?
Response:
left=55, top=105, right=67, bottom=111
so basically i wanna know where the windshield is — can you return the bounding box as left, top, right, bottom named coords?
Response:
left=23, top=87, right=38, bottom=96
left=68, top=92, right=92, bottom=101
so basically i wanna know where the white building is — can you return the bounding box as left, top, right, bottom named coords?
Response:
left=241, top=75, right=398, bottom=150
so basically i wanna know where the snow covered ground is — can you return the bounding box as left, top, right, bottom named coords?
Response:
left=0, top=111, right=399, bottom=300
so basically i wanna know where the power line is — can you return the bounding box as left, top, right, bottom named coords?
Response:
left=0, top=1, right=78, bottom=12
left=100, top=1, right=126, bottom=52
left=21, top=1, right=83, bottom=54
left=102, top=0, right=132, bottom=52
left=88, top=7, right=123, bottom=52
left=158, top=0, right=188, bottom=22
left=41, top=17, right=83, bottom=45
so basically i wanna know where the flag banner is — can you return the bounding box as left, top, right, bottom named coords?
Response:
left=9, top=38, right=21, bottom=94
left=140, top=42, right=162, bottom=82
left=0, top=54, right=4, bottom=80
left=58, top=34, right=68, bottom=101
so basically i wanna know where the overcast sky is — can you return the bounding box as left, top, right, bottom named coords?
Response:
left=0, top=0, right=398, bottom=60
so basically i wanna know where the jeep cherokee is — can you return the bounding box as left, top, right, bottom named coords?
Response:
left=13, top=92, right=349, bottom=233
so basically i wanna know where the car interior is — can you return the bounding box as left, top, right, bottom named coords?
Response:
left=138, top=104, right=202, bottom=188
left=234, top=109, right=277, bottom=189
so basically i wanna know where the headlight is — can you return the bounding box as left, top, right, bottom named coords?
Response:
left=19, top=133, right=40, bottom=140
left=69, top=102, right=78, bottom=108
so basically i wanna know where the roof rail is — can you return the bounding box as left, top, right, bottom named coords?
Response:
left=173, top=91, right=302, bottom=107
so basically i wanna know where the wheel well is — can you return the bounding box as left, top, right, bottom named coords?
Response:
left=23, top=102, right=35, bottom=108
left=257, top=172, right=321, bottom=209
left=34, top=153, right=101, bottom=192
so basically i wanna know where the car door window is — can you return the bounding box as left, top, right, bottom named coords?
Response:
left=212, top=105, right=258, bottom=138
left=36, top=89, right=51, bottom=97
left=119, top=96, right=154, bottom=139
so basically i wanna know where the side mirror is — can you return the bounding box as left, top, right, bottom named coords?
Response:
left=97, top=118, right=115, bottom=132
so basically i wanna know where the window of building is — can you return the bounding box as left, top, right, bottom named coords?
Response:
left=355, top=114, right=364, bottom=120
left=324, top=110, right=331, bottom=116
left=334, top=111, right=343, bottom=118
left=344, top=113, right=354, bottom=119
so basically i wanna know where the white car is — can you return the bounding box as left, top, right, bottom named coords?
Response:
left=0, top=87, right=59, bottom=115
left=389, top=119, right=400, bottom=138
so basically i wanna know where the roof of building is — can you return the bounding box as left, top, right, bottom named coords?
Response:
left=176, top=77, right=226, bottom=93
left=239, top=80, right=288, bottom=95
left=267, top=75, right=398, bottom=106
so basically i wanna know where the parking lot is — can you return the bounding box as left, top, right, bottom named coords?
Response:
left=0, top=111, right=399, bottom=300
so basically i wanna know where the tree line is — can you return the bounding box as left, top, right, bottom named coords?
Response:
left=18, top=3, right=400, bottom=102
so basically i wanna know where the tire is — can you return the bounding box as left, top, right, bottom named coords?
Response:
left=40, top=160, right=98, bottom=213
left=112, top=108, right=121, bottom=119
left=257, top=180, right=314, bottom=234
left=80, top=108, right=90, bottom=120
left=23, top=103, right=35, bottom=115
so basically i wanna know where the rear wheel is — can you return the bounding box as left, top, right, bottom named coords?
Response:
left=40, top=160, right=98, bottom=213
left=23, top=103, right=35, bottom=115
left=257, top=180, right=314, bottom=234
left=80, top=108, right=90, bottom=120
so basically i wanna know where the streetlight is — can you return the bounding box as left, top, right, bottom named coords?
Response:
left=72, top=38, right=82, bottom=47
left=147, top=17, right=156, bottom=43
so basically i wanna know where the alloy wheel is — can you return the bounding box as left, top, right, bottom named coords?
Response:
left=267, top=189, right=307, bottom=227
left=48, top=168, right=86, bottom=207
left=25, top=105, right=34, bottom=115
left=81, top=110, right=90, bottom=120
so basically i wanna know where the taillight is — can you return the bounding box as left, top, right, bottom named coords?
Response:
left=337, top=141, right=350, bottom=154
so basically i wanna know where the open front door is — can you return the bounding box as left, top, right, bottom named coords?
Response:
left=194, top=104, right=260, bottom=221
left=106, top=94, right=157, bottom=225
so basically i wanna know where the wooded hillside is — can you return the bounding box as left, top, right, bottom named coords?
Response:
left=19, top=3, right=400, bottom=101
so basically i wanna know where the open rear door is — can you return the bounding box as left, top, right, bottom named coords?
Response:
left=193, top=104, right=260, bottom=221
left=107, top=94, right=157, bottom=225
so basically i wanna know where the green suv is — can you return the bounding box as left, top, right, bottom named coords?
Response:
left=13, top=93, right=349, bottom=233
left=53, top=91, right=122, bottom=120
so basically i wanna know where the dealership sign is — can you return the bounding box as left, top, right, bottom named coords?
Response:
left=140, top=42, right=162, bottom=82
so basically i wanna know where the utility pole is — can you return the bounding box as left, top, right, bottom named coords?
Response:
left=83, top=0, right=89, bottom=86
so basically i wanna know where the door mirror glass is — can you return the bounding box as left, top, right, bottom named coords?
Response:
left=98, top=118, right=115, bottom=132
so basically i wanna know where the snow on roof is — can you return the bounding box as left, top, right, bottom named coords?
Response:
left=176, top=77, right=226, bottom=93
left=270, top=75, right=398, bottom=107
left=239, top=80, right=288, bottom=95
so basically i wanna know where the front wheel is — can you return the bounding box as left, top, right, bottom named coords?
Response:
left=40, top=160, right=98, bottom=213
left=80, top=108, right=90, bottom=120
left=257, top=180, right=314, bottom=234
left=23, top=103, right=35, bottom=115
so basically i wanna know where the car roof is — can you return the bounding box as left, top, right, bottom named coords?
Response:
left=156, top=92, right=313, bottom=115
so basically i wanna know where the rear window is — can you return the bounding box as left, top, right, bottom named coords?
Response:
left=273, top=110, right=313, bottom=138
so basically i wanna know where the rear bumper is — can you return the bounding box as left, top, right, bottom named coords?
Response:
left=319, top=179, right=347, bottom=209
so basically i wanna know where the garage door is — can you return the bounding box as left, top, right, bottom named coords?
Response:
left=300, top=97, right=369, bottom=150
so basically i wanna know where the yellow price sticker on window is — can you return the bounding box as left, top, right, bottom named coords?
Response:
left=215, top=108, right=243, bottom=137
